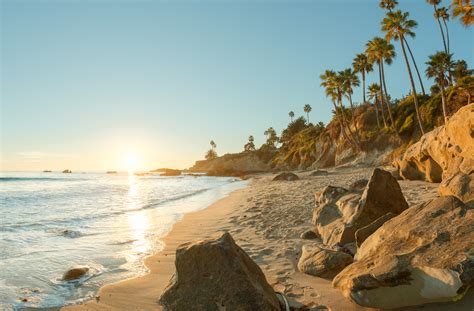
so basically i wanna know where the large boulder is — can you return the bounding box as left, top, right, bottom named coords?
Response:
left=438, top=172, right=474, bottom=203
left=159, top=232, right=280, bottom=311
left=333, top=196, right=474, bottom=309
left=355, top=212, right=396, bottom=248
left=298, top=244, right=353, bottom=279
left=396, top=104, right=474, bottom=182
left=272, top=172, right=299, bottom=181
left=312, top=168, right=408, bottom=246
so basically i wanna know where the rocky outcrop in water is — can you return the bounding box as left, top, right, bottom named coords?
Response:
left=189, top=152, right=270, bottom=176
left=333, top=196, right=474, bottom=309
left=159, top=232, right=280, bottom=311
left=62, top=266, right=89, bottom=281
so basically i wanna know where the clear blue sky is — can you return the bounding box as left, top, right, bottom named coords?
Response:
left=1, top=0, right=473, bottom=171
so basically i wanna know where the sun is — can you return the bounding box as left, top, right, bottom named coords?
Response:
left=122, top=154, right=140, bottom=173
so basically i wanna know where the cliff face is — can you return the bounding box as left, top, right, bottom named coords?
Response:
left=189, top=152, right=271, bottom=176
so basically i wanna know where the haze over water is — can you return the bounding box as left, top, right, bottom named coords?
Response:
left=0, top=172, right=246, bottom=310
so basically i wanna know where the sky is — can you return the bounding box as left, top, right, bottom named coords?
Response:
left=1, top=0, right=473, bottom=171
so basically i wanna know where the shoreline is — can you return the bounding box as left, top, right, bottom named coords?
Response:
left=63, top=180, right=252, bottom=311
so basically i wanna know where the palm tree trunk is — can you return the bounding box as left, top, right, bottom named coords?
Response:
left=348, top=91, right=360, bottom=143
left=403, top=37, right=426, bottom=96
left=333, top=100, right=355, bottom=146
left=374, top=98, right=381, bottom=128
left=380, top=62, right=395, bottom=130
left=400, top=34, right=425, bottom=135
left=362, top=70, right=366, bottom=103
left=442, top=18, right=454, bottom=85
left=440, top=81, right=448, bottom=124
left=338, top=95, right=359, bottom=149
left=307, top=113, right=310, bottom=123
left=377, top=63, right=388, bottom=128
left=433, top=5, right=448, bottom=53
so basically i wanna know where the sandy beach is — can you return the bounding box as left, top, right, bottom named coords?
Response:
left=61, top=166, right=474, bottom=311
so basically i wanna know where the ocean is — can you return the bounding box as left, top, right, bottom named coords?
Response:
left=0, top=172, right=246, bottom=310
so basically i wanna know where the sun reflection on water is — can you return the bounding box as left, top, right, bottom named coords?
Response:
left=125, top=175, right=151, bottom=257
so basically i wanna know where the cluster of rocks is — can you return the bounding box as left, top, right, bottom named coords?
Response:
left=298, top=166, right=474, bottom=309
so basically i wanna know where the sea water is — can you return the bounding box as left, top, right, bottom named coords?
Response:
left=0, top=172, right=246, bottom=310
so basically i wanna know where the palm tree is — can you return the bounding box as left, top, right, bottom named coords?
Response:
left=210, top=140, right=216, bottom=150
left=451, top=0, right=473, bottom=26
left=366, top=37, right=396, bottom=129
left=453, top=59, right=474, bottom=82
left=244, top=135, right=256, bottom=152
left=379, top=0, right=398, bottom=11
left=288, top=111, right=295, bottom=122
left=264, top=127, right=278, bottom=147
left=426, top=52, right=455, bottom=124
left=436, top=7, right=451, bottom=53
left=352, top=53, right=373, bottom=103
left=320, top=70, right=358, bottom=147
left=303, top=104, right=312, bottom=123
left=379, top=0, right=426, bottom=95
left=427, top=0, right=449, bottom=53
left=368, top=83, right=382, bottom=128
left=382, top=11, right=425, bottom=134
left=340, top=68, right=361, bottom=141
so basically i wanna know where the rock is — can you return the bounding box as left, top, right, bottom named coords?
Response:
left=62, top=266, right=89, bottom=281
left=159, top=169, right=181, bottom=176
left=62, top=169, right=72, bottom=174
left=312, top=168, right=408, bottom=246
left=189, top=152, right=271, bottom=175
left=314, top=186, right=349, bottom=205
left=348, top=179, right=368, bottom=191
left=438, top=172, right=474, bottom=203
left=272, top=172, right=299, bottom=181
left=396, top=104, right=474, bottom=183
left=159, top=232, right=280, bottom=310
left=297, top=244, right=353, bottom=279
left=333, top=196, right=474, bottom=309
left=310, top=170, right=329, bottom=176
left=300, top=229, right=319, bottom=240
left=355, top=212, right=396, bottom=248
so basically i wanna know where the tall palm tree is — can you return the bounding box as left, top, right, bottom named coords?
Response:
left=382, top=11, right=425, bottom=134
left=379, top=0, right=426, bottom=95
left=379, top=0, right=398, bottom=11
left=352, top=53, right=373, bottom=103
left=303, top=104, right=312, bottom=123
left=210, top=140, right=216, bottom=150
left=451, top=0, right=473, bottom=26
left=366, top=37, right=395, bottom=129
left=320, top=70, right=358, bottom=147
left=368, top=83, right=382, bottom=128
left=427, top=0, right=449, bottom=53
left=340, top=68, right=361, bottom=141
left=425, top=52, right=455, bottom=124
left=288, top=111, right=295, bottom=122
left=436, top=7, right=451, bottom=53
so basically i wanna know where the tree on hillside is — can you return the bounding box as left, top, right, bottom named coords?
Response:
left=210, top=140, right=216, bottom=150
left=436, top=7, right=451, bottom=53
left=303, top=104, right=312, bottom=123
left=452, top=59, right=473, bottom=82
left=451, top=0, right=473, bottom=26
left=244, top=135, right=256, bottom=152
left=366, top=37, right=396, bottom=130
left=320, top=70, right=359, bottom=149
left=379, top=0, right=426, bottom=95
left=280, top=116, right=307, bottom=146
left=382, top=10, right=425, bottom=134
left=288, top=111, right=295, bottom=122
left=205, top=140, right=218, bottom=160
left=340, top=68, right=361, bottom=141
left=368, top=83, right=382, bottom=128
left=427, top=0, right=449, bottom=53
left=263, top=127, right=279, bottom=147
left=353, top=53, right=373, bottom=103
left=426, top=51, right=455, bottom=124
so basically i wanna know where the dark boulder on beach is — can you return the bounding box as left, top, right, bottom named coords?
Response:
left=159, top=232, right=280, bottom=311
left=272, top=172, right=299, bottom=181
left=62, top=266, right=89, bottom=281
